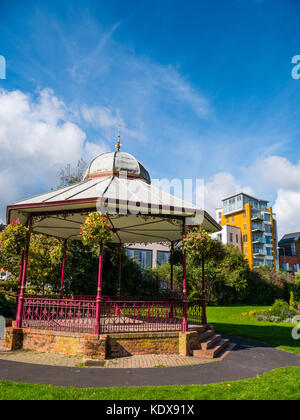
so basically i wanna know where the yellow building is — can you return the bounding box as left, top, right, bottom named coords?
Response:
left=215, top=193, right=278, bottom=270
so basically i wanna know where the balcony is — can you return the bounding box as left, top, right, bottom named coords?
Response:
left=251, top=212, right=264, bottom=221
left=253, top=249, right=266, bottom=257
left=252, top=222, right=264, bottom=232
left=252, top=235, right=265, bottom=244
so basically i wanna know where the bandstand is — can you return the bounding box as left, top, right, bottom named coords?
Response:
left=5, top=142, right=221, bottom=359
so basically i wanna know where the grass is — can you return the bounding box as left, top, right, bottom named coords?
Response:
left=207, top=306, right=300, bottom=354
left=1, top=305, right=300, bottom=400
left=0, top=367, right=299, bottom=400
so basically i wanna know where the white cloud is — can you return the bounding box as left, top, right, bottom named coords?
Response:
left=248, top=156, right=300, bottom=192
left=0, top=88, right=106, bottom=222
left=200, top=172, right=254, bottom=217
left=273, top=190, right=300, bottom=237
left=202, top=156, right=300, bottom=239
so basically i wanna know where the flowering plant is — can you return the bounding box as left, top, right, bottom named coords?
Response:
left=0, top=222, right=29, bottom=257
left=80, top=212, right=112, bottom=248
left=181, top=226, right=224, bottom=261
left=49, top=244, right=63, bottom=265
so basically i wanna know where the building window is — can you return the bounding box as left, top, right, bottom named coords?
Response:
left=244, top=246, right=248, bottom=255
left=236, top=234, right=239, bottom=244
left=265, top=224, right=272, bottom=234
left=157, top=251, right=170, bottom=266
left=231, top=216, right=235, bottom=224
left=243, top=235, right=248, bottom=243
left=243, top=211, right=246, bottom=220
left=244, top=224, right=247, bottom=232
left=264, top=213, right=271, bottom=222
left=266, top=247, right=272, bottom=256
left=126, top=249, right=153, bottom=269
left=229, top=233, right=233, bottom=243
left=265, top=236, right=272, bottom=245
left=282, top=263, right=290, bottom=272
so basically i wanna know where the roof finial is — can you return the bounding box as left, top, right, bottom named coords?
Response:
left=116, top=125, right=122, bottom=152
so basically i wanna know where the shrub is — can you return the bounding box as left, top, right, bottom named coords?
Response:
left=289, top=292, right=296, bottom=312
left=0, top=291, right=15, bottom=318
left=256, top=299, right=296, bottom=322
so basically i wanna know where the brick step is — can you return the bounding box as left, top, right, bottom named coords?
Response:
left=197, top=329, right=215, bottom=342
left=190, top=326, right=208, bottom=334
left=189, top=323, right=214, bottom=333
left=200, top=334, right=222, bottom=351
left=193, top=339, right=230, bottom=359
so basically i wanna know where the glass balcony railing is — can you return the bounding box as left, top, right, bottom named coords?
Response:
left=252, top=235, right=265, bottom=244
left=253, top=249, right=266, bottom=257
left=252, top=222, right=264, bottom=232
left=251, top=212, right=264, bottom=221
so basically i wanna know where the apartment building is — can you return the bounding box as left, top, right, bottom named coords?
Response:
left=213, top=193, right=278, bottom=269
left=126, top=243, right=170, bottom=270
left=278, top=232, right=300, bottom=275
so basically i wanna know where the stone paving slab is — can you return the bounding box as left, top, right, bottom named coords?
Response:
left=105, top=354, right=213, bottom=368
left=0, top=340, right=212, bottom=368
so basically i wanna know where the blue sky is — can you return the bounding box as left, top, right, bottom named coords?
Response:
left=1, top=0, right=300, bottom=235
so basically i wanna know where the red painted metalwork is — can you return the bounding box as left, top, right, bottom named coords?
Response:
left=20, top=297, right=202, bottom=334
left=170, top=241, right=174, bottom=292
left=117, top=244, right=122, bottom=299
left=16, top=217, right=32, bottom=328
left=100, top=300, right=183, bottom=333
left=94, top=242, right=104, bottom=335
left=14, top=251, right=25, bottom=320
left=182, top=219, right=188, bottom=332
left=22, top=297, right=96, bottom=333
left=201, top=255, right=207, bottom=324
left=60, top=240, right=67, bottom=298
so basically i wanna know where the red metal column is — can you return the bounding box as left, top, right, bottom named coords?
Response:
left=60, top=240, right=67, bottom=299
left=117, top=244, right=122, bottom=299
left=170, top=241, right=174, bottom=293
left=14, top=251, right=25, bottom=320
left=94, top=242, right=104, bottom=335
left=16, top=217, right=32, bottom=329
left=201, top=255, right=207, bottom=324
left=182, top=219, right=188, bottom=332
left=170, top=241, right=174, bottom=319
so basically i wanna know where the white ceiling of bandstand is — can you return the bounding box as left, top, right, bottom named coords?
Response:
left=7, top=152, right=221, bottom=245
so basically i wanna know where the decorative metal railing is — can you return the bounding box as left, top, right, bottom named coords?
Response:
left=22, top=297, right=96, bottom=333
left=73, top=295, right=180, bottom=302
left=99, top=300, right=183, bottom=333
left=21, top=297, right=202, bottom=334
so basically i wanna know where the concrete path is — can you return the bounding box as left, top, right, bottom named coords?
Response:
left=0, top=335, right=299, bottom=388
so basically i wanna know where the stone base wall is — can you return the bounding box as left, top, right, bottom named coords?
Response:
left=107, top=332, right=179, bottom=358
left=5, top=327, right=207, bottom=360
left=178, top=331, right=203, bottom=356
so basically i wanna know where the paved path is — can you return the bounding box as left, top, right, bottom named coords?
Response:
left=0, top=342, right=212, bottom=368
left=0, top=335, right=300, bottom=388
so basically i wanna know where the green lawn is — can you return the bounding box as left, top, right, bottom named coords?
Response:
left=0, top=367, right=299, bottom=400
left=0, top=305, right=299, bottom=400
left=207, top=306, right=300, bottom=354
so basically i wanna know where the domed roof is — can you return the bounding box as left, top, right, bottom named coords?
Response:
left=83, top=151, right=151, bottom=184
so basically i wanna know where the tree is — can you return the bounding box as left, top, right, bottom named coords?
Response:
left=58, top=158, right=87, bottom=187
